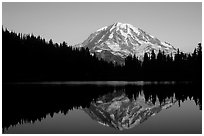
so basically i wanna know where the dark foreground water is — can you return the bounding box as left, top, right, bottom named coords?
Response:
left=2, top=81, right=202, bottom=134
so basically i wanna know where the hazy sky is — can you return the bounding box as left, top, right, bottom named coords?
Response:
left=2, top=2, right=202, bottom=52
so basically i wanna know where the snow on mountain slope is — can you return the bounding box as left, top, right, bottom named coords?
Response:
left=76, top=22, right=177, bottom=63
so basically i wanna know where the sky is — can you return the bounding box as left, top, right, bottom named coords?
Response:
left=2, top=2, right=202, bottom=52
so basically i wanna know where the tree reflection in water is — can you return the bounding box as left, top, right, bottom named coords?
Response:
left=3, top=82, right=201, bottom=132
left=84, top=90, right=177, bottom=130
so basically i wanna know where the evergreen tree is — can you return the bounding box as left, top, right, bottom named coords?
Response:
left=2, top=28, right=202, bottom=82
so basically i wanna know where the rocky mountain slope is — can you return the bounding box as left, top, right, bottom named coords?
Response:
left=76, top=22, right=177, bottom=63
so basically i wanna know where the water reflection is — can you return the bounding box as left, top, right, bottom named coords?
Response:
left=84, top=91, right=177, bottom=130
left=3, top=81, right=202, bottom=133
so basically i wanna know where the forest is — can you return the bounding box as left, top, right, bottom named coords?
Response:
left=3, top=28, right=202, bottom=82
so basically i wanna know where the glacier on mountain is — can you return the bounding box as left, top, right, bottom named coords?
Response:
left=75, top=22, right=177, bottom=63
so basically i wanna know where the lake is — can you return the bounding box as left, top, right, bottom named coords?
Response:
left=2, top=81, right=202, bottom=134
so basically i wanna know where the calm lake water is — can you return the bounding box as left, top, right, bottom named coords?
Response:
left=3, top=81, right=202, bottom=134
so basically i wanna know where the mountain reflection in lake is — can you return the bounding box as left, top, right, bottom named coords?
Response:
left=3, top=81, right=202, bottom=134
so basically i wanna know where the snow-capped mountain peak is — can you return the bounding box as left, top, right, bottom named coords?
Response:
left=76, top=22, right=177, bottom=63
left=97, top=26, right=108, bottom=32
left=112, top=22, right=140, bottom=34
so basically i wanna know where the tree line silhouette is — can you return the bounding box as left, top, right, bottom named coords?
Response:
left=3, top=28, right=202, bottom=82
left=125, top=44, right=202, bottom=81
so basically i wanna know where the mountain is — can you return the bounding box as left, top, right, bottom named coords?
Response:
left=84, top=91, right=177, bottom=130
left=76, top=22, right=177, bottom=63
